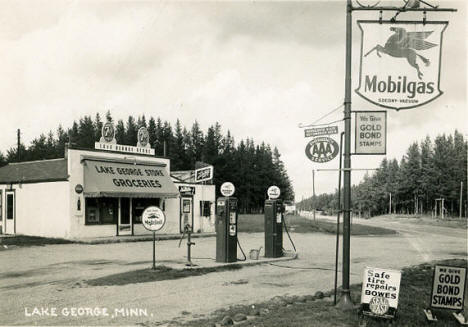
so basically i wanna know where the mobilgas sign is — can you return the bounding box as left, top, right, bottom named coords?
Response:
left=305, top=137, right=339, bottom=163
left=356, top=21, right=448, bottom=110
left=430, top=265, right=466, bottom=310
left=355, top=111, right=386, bottom=155
left=361, top=267, right=401, bottom=318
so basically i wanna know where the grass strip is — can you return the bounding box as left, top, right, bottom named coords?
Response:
left=238, top=214, right=396, bottom=236
left=0, top=235, right=73, bottom=247
left=86, top=264, right=242, bottom=286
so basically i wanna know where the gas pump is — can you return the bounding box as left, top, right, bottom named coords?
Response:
left=264, top=186, right=284, bottom=258
left=215, top=196, right=238, bottom=262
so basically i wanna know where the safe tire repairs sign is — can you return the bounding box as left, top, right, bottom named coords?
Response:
left=305, top=137, right=339, bottom=163
left=356, top=21, right=448, bottom=110
left=361, top=267, right=401, bottom=317
left=430, top=265, right=466, bottom=310
left=355, top=111, right=386, bottom=154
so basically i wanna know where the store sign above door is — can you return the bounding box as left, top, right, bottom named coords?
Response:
left=83, top=160, right=178, bottom=198
left=179, top=186, right=195, bottom=196
left=355, top=21, right=448, bottom=110
left=304, top=126, right=338, bottom=138
left=95, top=142, right=155, bottom=155
left=95, top=124, right=155, bottom=155
left=355, top=111, right=387, bottom=155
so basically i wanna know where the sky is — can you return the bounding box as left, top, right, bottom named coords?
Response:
left=0, top=0, right=466, bottom=201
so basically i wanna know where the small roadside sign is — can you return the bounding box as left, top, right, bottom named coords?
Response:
left=430, top=265, right=466, bottom=311
left=304, top=126, right=338, bottom=138
left=142, top=206, right=166, bottom=232
left=361, top=267, right=401, bottom=319
left=142, top=206, right=166, bottom=270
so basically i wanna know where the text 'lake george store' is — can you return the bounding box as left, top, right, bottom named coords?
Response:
left=0, top=125, right=215, bottom=239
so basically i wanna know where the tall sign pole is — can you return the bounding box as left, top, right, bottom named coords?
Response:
left=337, top=0, right=354, bottom=310
left=336, top=0, right=457, bottom=312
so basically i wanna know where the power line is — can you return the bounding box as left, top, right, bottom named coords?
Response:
left=298, top=102, right=344, bottom=128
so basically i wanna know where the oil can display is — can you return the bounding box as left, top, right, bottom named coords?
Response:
left=215, top=197, right=238, bottom=262
left=264, top=199, right=283, bottom=258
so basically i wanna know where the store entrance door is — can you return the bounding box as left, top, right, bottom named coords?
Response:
left=4, top=190, right=15, bottom=235
left=180, top=197, right=194, bottom=233
left=118, top=198, right=132, bottom=236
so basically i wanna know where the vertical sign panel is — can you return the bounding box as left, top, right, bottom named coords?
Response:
left=355, top=111, right=386, bottom=155
left=430, top=265, right=466, bottom=310
left=361, top=267, right=401, bottom=318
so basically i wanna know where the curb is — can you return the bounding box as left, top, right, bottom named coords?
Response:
left=73, top=233, right=216, bottom=245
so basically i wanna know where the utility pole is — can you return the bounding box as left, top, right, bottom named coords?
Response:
left=17, top=129, right=21, bottom=161
left=312, top=169, right=316, bottom=222
left=336, top=0, right=353, bottom=310
left=460, top=181, right=463, bottom=219
left=389, top=192, right=392, bottom=215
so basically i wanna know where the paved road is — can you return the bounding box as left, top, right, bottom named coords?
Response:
left=0, top=218, right=466, bottom=326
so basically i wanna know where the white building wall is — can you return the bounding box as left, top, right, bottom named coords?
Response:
left=175, top=183, right=216, bottom=234
left=14, top=182, right=70, bottom=238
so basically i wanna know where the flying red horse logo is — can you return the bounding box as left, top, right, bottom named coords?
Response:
left=365, top=27, right=437, bottom=79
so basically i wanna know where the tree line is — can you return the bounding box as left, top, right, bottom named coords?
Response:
left=297, top=131, right=467, bottom=218
left=0, top=111, right=294, bottom=213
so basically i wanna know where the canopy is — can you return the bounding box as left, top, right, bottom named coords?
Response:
left=82, top=156, right=179, bottom=198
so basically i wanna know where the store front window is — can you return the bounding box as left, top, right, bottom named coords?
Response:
left=200, top=201, right=212, bottom=217
left=85, top=198, right=118, bottom=225
left=132, top=198, right=160, bottom=223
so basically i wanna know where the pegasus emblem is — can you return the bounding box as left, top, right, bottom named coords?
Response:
left=365, top=27, right=437, bottom=79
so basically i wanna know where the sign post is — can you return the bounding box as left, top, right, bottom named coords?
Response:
left=142, top=206, right=166, bottom=270
left=336, top=0, right=456, bottom=312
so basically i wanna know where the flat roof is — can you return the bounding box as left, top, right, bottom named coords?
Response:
left=0, top=158, right=68, bottom=184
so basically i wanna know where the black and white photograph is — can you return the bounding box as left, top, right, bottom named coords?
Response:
left=0, top=0, right=466, bottom=326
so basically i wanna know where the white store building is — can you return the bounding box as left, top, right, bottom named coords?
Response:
left=0, top=145, right=215, bottom=239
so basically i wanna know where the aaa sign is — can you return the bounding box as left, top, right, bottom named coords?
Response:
left=305, top=137, right=339, bottom=163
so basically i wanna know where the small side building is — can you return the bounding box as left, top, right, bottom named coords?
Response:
left=0, top=146, right=215, bottom=239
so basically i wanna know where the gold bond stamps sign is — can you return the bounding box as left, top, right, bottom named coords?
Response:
left=356, top=21, right=448, bottom=110
left=430, top=265, right=466, bottom=310
left=355, top=111, right=386, bottom=154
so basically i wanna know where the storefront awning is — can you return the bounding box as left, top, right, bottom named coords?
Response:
left=82, top=156, right=179, bottom=198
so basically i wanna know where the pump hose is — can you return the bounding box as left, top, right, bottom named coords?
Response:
left=236, top=238, right=247, bottom=261
left=282, top=215, right=297, bottom=253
